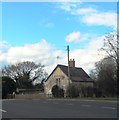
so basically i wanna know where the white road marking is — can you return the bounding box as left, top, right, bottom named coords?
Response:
left=101, top=106, right=116, bottom=110
left=0, top=109, right=7, bottom=113
left=81, top=105, right=91, bottom=107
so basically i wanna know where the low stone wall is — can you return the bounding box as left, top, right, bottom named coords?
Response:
left=45, top=94, right=53, bottom=98
left=7, top=93, right=15, bottom=99
left=15, top=93, right=46, bottom=99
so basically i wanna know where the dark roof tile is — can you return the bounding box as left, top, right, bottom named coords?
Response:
left=45, top=64, right=94, bottom=82
left=58, top=65, right=93, bottom=82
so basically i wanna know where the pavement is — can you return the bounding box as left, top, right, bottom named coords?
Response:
left=1, top=99, right=118, bottom=119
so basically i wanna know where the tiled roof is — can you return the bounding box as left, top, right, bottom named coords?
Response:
left=45, top=64, right=94, bottom=82
left=58, top=65, right=94, bottom=82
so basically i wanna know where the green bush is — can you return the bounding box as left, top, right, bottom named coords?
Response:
left=51, top=85, right=64, bottom=98
left=2, top=76, right=16, bottom=99
left=66, top=84, right=79, bottom=98
left=86, top=86, right=94, bottom=97
left=93, top=87, right=102, bottom=97
left=79, top=85, right=94, bottom=97
left=80, top=85, right=87, bottom=97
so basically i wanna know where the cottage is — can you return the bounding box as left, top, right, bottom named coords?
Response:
left=44, top=59, right=94, bottom=96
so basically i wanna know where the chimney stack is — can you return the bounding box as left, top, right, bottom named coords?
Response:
left=69, top=59, right=75, bottom=68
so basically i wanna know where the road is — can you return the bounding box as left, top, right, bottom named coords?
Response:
left=2, top=99, right=118, bottom=119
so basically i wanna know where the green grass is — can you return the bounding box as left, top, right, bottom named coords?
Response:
left=15, top=93, right=46, bottom=99
left=15, top=93, right=118, bottom=101
left=47, top=96, right=118, bottom=101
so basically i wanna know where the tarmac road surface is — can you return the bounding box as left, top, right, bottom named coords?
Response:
left=2, top=99, right=118, bottom=119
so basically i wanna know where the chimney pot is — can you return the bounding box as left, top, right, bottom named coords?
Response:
left=69, top=59, right=75, bottom=68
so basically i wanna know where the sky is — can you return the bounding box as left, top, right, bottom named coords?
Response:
left=0, top=1, right=117, bottom=75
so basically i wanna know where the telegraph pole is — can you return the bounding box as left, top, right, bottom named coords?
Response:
left=67, top=45, right=70, bottom=84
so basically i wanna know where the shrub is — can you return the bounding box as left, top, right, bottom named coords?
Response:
left=79, top=85, right=94, bottom=97
left=66, top=84, right=79, bottom=98
left=93, top=87, right=102, bottom=97
left=2, top=76, right=16, bottom=99
left=86, top=86, right=94, bottom=97
left=51, top=85, right=64, bottom=98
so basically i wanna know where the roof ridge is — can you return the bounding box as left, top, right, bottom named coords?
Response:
left=45, top=64, right=94, bottom=83
left=57, top=64, right=82, bottom=69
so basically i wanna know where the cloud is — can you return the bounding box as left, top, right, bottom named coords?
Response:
left=0, top=40, right=65, bottom=74
left=0, top=41, right=10, bottom=52
left=59, top=2, right=78, bottom=12
left=0, top=35, right=106, bottom=75
left=82, top=12, right=117, bottom=29
left=59, top=3, right=117, bottom=29
left=66, top=32, right=81, bottom=43
left=66, top=31, right=89, bottom=43
left=72, top=7, right=97, bottom=15
left=69, top=36, right=105, bottom=72
left=0, top=41, right=10, bottom=67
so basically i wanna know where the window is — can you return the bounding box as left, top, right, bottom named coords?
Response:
left=56, top=78, right=60, bottom=86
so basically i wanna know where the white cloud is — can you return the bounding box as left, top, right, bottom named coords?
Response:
left=0, top=41, right=10, bottom=52
left=72, top=7, right=97, bottom=15
left=0, top=40, right=65, bottom=74
left=59, top=3, right=117, bottom=29
left=66, top=31, right=89, bottom=43
left=0, top=41, right=10, bottom=66
left=66, top=32, right=81, bottom=43
left=82, top=12, right=117, bottom=29
left=59, top=2, right=80, bottom=12
left=1, top=36, right=106, bottom=74
left=69, top=36, right=105, bottom=72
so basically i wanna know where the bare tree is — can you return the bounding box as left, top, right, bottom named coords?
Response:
left=102, top=33, right=118, bottom=60
left=101, top=32, right=119, bottom=95
left=95, top=57, right=117, bottom=97
left=89, top=69, right=98, bottom=81
left=2, top=61, right=48, bottom=88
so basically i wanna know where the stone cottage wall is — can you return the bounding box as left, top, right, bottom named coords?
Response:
left=44, top=67, right=71, bottom=96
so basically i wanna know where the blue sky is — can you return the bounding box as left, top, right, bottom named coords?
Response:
left=2, top=2, right=116, bottom=49
left=1, top=2, right=117, bottom=74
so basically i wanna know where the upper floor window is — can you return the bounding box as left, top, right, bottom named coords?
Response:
left=56, top=78, right=60, bottom=86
